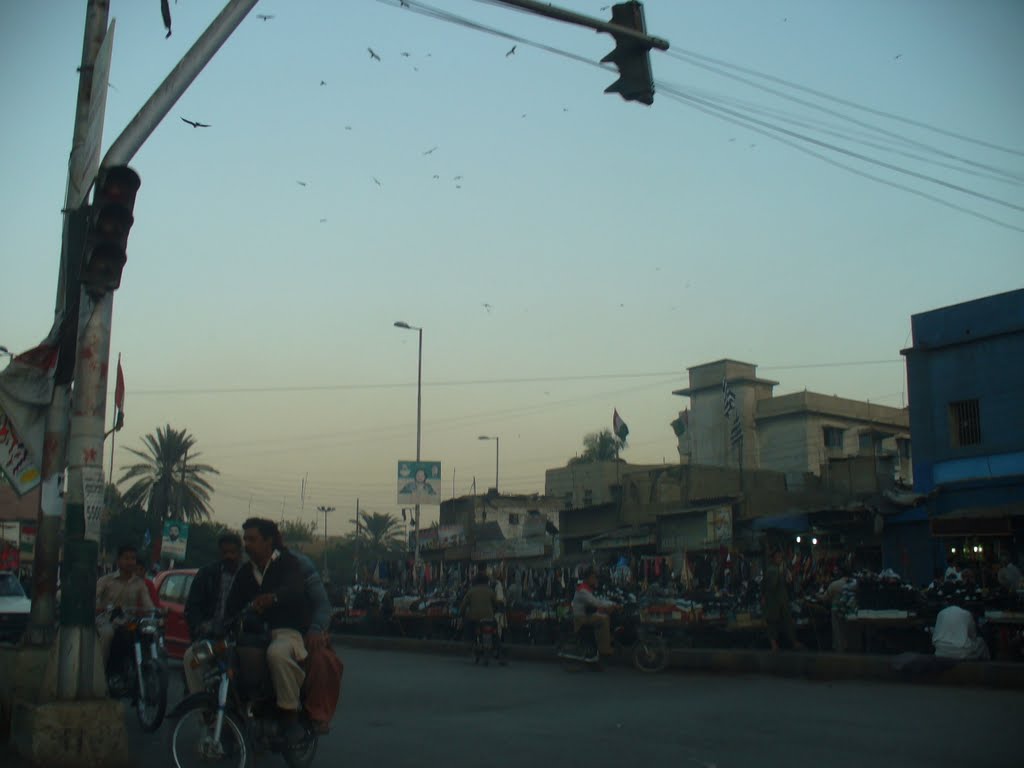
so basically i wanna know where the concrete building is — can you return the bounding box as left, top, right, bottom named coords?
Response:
left=901, top=288, right=1024, bottom=565
left=671, top=359, right=911, bottom=482
left=438, top=492, right=562, bottom=562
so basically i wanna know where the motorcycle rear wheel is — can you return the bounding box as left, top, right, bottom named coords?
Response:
left=281, top=718, right=319, bottom=768
left=170, top=701, right=252, bottom=768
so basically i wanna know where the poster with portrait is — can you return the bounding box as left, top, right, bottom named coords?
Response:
left=162, top=520, right=189, bottom=561
left=397, top=461, right=441, bottom=505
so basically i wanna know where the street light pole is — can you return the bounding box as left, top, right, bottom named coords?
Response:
left=478, top=435, right=500, bottom=494
left=316, top=505, right=334, bottom=580
left=394, top=321, right=423, bottom=589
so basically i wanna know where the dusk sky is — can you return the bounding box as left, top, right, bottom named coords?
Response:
left=1, top=1, right=1021, bottom=535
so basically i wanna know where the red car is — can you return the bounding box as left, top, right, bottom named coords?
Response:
left=153, top=568, right=197, bottom=660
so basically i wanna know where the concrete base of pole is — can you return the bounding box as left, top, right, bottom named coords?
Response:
left=10, top=699, right=130, bottom=768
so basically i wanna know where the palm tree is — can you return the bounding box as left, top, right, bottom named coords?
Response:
left=118, top=425, right=219, bottom=523
left=569, top=428, right=623, bottom=465
left=358, top=512, right=406, bottom=556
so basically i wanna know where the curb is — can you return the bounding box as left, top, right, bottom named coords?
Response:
left=331, top=634, right=1024, bottom=689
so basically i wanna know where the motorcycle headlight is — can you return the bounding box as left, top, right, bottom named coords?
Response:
left=141, top=624, right=158, bottom=635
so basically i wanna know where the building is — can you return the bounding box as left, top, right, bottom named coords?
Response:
left=671, top=359, right=911, bottom=482
left=438, top=491, right=562, bottom=563
left=901, top=288, right=1024, bottom=571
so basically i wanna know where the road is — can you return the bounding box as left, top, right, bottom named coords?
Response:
left=120, top=645, right=1017, bottom=767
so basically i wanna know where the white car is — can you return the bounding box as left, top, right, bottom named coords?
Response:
left=0, top=571, right=31, bottom=643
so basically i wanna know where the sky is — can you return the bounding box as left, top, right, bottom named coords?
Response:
left=1, top=0, right=1022, bottom=536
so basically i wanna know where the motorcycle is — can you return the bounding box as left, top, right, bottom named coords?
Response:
left=167, top=612, right=319, bottom=768
left=555, top=603, right=669, bottom=673
left=472, top=618, right=502, bottom=667
left=105, top=608, right=169, bottom=732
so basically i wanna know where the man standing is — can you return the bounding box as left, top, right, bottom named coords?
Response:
left=823, top=567, right=856, bottom=652
left=571, top=566, right=614, bottom=657
left=226, top=519, right=311, bottom=747
left=96, top=544, right=155, bottom=672
left=183, top=532, right=243, bottom=693
left=763, top=548, right=804, bottom=653
left=997, top=554, right=1022, bottom=593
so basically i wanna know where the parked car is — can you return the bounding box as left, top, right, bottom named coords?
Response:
left=153, top=568, right=197, bottom=660
left=0, top=570, right=31, bottom=644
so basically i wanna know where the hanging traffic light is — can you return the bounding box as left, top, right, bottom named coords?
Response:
left=601, top=2, right=655, bottom=105
left=80, top=165, right=141, bottom=295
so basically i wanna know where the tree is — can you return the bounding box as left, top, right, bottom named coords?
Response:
left=568, top=428, right=624, bottom=465
left=118, top=425, right=219, bottom=523
left=357, top=512, right=405, bottom=558
left=280, top=518, right=317, bottom=544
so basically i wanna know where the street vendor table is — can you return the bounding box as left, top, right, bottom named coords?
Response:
left=844, top=611, right=928, bottom=654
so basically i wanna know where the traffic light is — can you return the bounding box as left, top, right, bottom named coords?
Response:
left=601, top=2, right=655, bottom=106
left=80, top=165, right=141, bottom=295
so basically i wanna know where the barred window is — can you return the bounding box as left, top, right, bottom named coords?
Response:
left=823, top=427, right=845, bottom=450
left=949, top=399, right=981, bottom=447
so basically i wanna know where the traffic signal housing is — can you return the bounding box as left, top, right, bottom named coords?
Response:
left=602, top=2, right=655, bottom=106
left=80, top=165, right=141, bottom=295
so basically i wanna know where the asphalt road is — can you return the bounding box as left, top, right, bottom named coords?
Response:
left=120, top=645, right=1017, bottom=768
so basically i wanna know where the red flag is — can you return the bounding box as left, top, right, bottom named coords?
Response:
left=114, top=356, right=125, bottom=411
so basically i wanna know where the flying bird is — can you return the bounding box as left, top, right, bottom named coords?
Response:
left=368, top=47, right=381, bottom=61
left=482, top=303, right=493, bottom=313
left=256, top=14, right=275, bottom=21
left=320, top=80, right=327, bottom=86
left=401, top=52, right=411, bottom=58
left=432, top=174, right=440, bottom=179
left=506, top=45, right=516, bottom=57
left=180, top=117, right=210, bottom=128
left=453, top=175, right=463, bottom=181
left=422, top=146, right=438, bottom=156
left=344, top=125, right=353, bottom=131
left=320, top=218, right=327, bottom=223
left=161, top=0, right=172, bottom=38
left=894, top=54, right=903, bottom=60
left=373, top=177, right=382, bottom=187
left=296, top=181, right=308, bottom=187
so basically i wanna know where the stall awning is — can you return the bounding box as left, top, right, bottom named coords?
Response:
left=749, top=512, right=810, bottom=533
left=583, top=526, right=656, bottom=551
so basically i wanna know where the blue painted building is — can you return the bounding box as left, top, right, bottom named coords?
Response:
left=898, top=288, right=1024, bottom=580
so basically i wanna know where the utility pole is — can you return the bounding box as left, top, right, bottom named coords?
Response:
left=26, top=0, right=110, bottom=649
left=316, top=505, right=334, bottom=580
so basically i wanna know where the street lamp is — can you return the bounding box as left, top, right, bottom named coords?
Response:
left=316, top=505, right=335, bottom=580
left=394, top=321, right=423, bottom=587
left=478, top=435, right=500, bottom=494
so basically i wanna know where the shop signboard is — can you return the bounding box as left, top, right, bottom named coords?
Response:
left=706, top=506, right=733, bottom=544
left=473, top=538, right=546, bottom=561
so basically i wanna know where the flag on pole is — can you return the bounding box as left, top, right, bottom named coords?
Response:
left=612, top=409, right=629, bottom=443
left=113, top=355, right=125, bottom=431
left=722, top=378, right=736, bottom=419
left=730, top=417, right=743, bottom=447
left=670, top=410, right=689, bottom=438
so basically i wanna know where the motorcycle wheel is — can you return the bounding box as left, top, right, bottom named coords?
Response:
left=135, top=658, right=168, bottom=733
left=282, top=718, right=319, bottom=768
left=632, top=634, right=669, bottom=673
left=169, top=700, right=252, bottom=768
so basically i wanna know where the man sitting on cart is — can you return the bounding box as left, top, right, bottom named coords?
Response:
left=572, top=566, right=615, bottom=657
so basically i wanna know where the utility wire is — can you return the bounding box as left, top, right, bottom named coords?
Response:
left=664, top=50, right=1024, bottom=185
left=665, top=47, right=1024, bottom=158
left=655, top=83, right=1024, bottom=233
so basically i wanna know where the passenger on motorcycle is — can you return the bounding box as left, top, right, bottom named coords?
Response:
left=225, top=518, right=312, bottom=748
left=461, top=570, right=501, bottom=644
left=183, top=531, right=244, bottom=694
left=571, top=566, right=615, bottom=656
left=96, top=544, right=155, bottom=677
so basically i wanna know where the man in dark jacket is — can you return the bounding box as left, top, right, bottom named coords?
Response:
left=226, top=518, right=311, bottom=746
left=183, top=532, right=243, bottom=693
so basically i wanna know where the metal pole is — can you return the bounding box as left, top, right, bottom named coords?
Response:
left=495, top=437, right=500, bottom=494
left=414, top=327, right=422, bottom=590
left=492, top=0, right=669, bottom=50
left=27, top=0, right=110, bottom=650
left=102, top=0, right=261, bottom=167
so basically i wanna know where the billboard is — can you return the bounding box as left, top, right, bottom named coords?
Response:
left=397, top=461, right=442, bottom=505
left=162, top=520, right=189, bottom=561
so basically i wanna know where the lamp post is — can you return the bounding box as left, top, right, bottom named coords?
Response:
left=394, top=321, right=423, bottom=588
left=316, top=505, right=334, bottom=580
left=478, top=435, right=500, bottom=494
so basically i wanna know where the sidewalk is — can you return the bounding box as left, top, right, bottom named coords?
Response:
left=332, top=633, right=1024, bottom=690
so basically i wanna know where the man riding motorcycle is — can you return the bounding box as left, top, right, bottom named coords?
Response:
left=225, top=518, right=311, bottom=748
left=461, top=570, right=501, bottom=647
left=571, top=566, right=615, bottom=657
left=183, top=531, right=244, bottom=694
left=96, top=544, right=155, bottom=683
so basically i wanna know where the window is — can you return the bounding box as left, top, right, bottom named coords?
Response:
left=159, top=574, right=187, bottom=604
left=949, top=399, right=981, bottom=447
left=897, top=438, right=912, bottom=459
left=583, top=489, right=593, bottom=506
left=823, top=427, right=844, bottom=450
left=858, top=432, right=877, bottom=454
left=508, top=513, right=520, bottom=526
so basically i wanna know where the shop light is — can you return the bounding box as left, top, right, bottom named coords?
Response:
left=812, top=538, right=818, bottom=546
left=795, top=536, right=801, bottom=544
